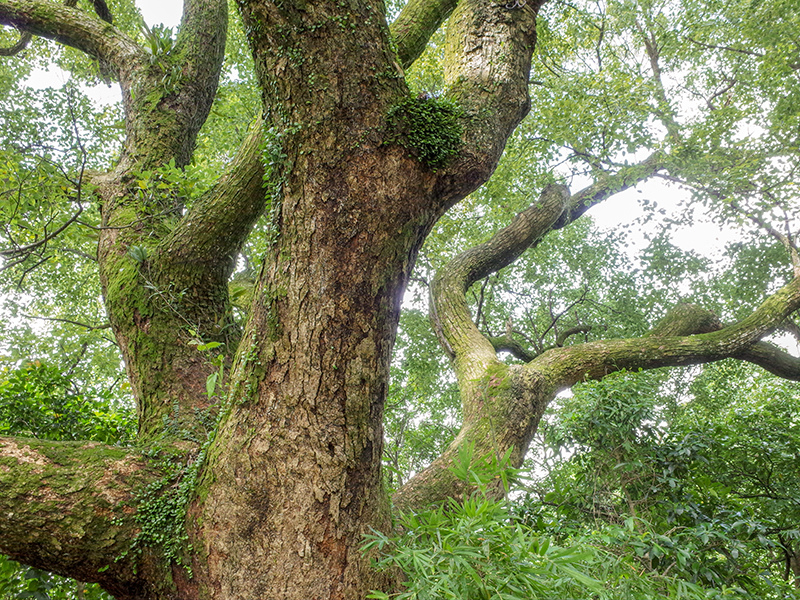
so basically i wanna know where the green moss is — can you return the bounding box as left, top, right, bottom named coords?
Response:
left=122, top=456, right=196, bottom=573
left=387, top=95, right=463, bottom=169
left=118, top=422, right=219, bottom=576
left=480, top=363, right=511, bottom=398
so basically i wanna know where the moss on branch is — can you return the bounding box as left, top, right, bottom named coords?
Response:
left=0, top=437, right=168, bottom=598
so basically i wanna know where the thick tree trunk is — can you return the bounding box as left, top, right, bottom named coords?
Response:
left=9, top=0, right=800, bottom=598
left=192, top=86, right=442, bottom=600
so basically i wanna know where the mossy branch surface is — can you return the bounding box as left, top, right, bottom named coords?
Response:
left=390, top=0, right=458, bottom=69
left=0, top=437, right=168, bottom=599
left=0, top=0, right=144, bottom=71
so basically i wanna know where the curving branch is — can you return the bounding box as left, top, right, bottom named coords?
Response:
left=158, top=116, right=266, bottom=278
left=398, top=286, right=800, bottom=511
left=401, top=172, right=800, bottom=511
left=737, top=341, right=800, bottom=380
left=390, top=0, right=458, bottom=69
left=0, top=437, right=166, bottom=599
left=433, top=0, right=543, bottom=203
left=488, top=333, right=537, bottom=362
left=0, top=0, right=144, bottom=74
left=555, top=324, right=594, bottom=346
left=430, top=150, right=665, bottom=373
left=0, top=27, right=30, bottom=55
left=430, top=184, right=569, bottom=375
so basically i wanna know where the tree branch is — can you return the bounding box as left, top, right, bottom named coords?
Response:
left=433, top=0, right=543, bottom=202
left=685, top=36, right=764, bottom=59
left=158, top=116, right=266, bottom=277
left=0, top=0, right=144, bottom=74
left=555, top=324, right=593, bottom=346
left=0, top=204, right=84, bottom=265
left=0, top=27, right=30, bottom=55
left=430, top=153, right=664, bottom=369
left=0, top=437, right=165, bottom=599
left=737, top=341, right=800, bottom=380
left=390, top=0, right=458, bottom=69
left=430, top=184, right=569, bottom=373
left=488, top=333, right=537, bottom=362
left=21, top=313, right=111, bottom=331
left=169, top=0, right=228, bottom=146
left=728, top=198, right=800, bottom=277
left=552, top=151, right=665, bottom=229
left=532, top=278, right=800, bottom=389
left=399, top=293, right=800, bottom=511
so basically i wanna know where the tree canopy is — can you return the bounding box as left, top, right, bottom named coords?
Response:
left=0, top=0, right=799, bottom=597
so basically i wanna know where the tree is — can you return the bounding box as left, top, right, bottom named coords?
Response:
left=522, top=365, right=800, bottom=597
left=0, top=0, right=799, bottom=597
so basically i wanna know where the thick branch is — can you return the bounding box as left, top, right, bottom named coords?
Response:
left=532, top=276, right=800, bottom=389
left=488, top=333, right=537, bottom=362
left=0, top=437, right=165, bottom=599
left=390, top=0, right=457, bottom=69
left=0, top=27, right=30, bottom=55
left=555, top=324, right=593, bottom=346
left=430, top=184, right=568, bottom=377
left=433, top=0, right=542, bottom=202
left=170, top=0, right=228, bottom=147
left=646, top=303, right=800, bottom=379
left=0, top=0, right=144, bottom=72
left=158, top=117, right=266, bottom=276
left=399, top=294, right=800, bottom=511
left=737, top=341, right=800, bottom=380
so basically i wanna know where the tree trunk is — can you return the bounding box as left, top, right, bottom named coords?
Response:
left=5, top=0, right=800, bottom=598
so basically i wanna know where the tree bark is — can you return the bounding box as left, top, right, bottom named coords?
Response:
left=4, top=0, right=800, bottom=597
left=0, top=438, right=167, bottom=599
left=0, top=0, right=548, bottom=594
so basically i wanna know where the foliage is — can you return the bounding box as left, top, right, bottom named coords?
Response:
left=384, top=309, right=460, bottom=489
left=0, top=361, right=134, bottom=444
left=366, top=447, right=604, bottom=600
left=0, top=557, right=109, bottom=600
left=119, top=445, right=206, bottom=575
left=517, top=367, right=800, bottom=598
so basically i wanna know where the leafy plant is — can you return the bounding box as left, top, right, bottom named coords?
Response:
left=365, top=447, right=601, bottom=600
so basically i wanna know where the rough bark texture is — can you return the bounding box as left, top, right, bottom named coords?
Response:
left=3, top=0, right=800, bottom=598
left=0, top=0, right=547, bottom=594
left=0, top=438, right=166, bottom=599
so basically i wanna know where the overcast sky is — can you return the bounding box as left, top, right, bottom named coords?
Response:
left=139, top=0, right=183, bottom=27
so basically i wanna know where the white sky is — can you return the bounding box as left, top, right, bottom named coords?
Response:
left=139, top=1, right=183, bottom=26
